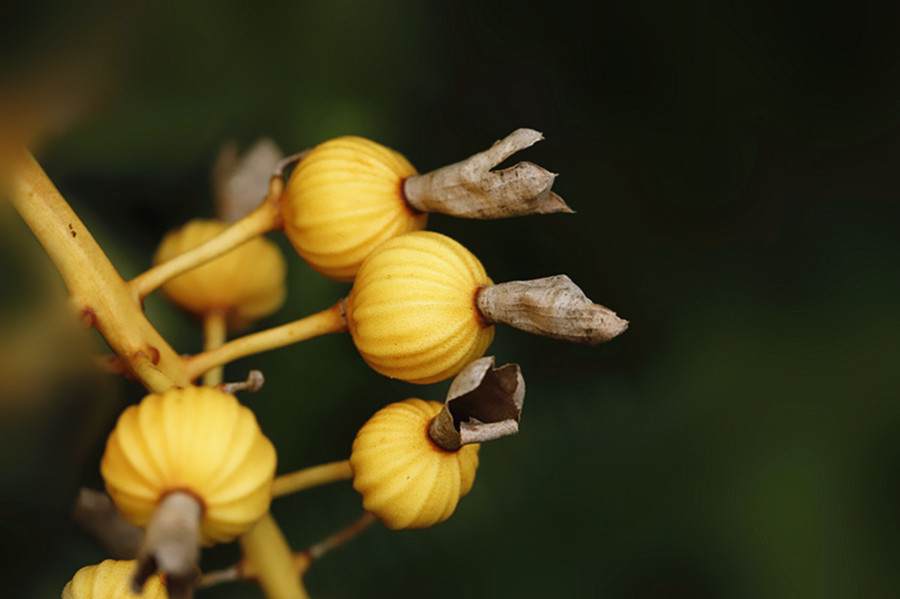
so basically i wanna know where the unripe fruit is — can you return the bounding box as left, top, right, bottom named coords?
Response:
left=100, top=387, right=276, bottom=545
left=154, top=218, right=287, bottom=329
left=62, top=559, right=166, bottom=599
left=345, top=231, right=495, bottom=384
left=281, top=136, right=427, bottom=281
left=350, top=399, right=479, bottom=529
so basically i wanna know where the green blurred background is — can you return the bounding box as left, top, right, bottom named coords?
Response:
left=2, top=1, right=899, bottom=597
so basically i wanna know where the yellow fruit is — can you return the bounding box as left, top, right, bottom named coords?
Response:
left=350, top=399, right=479, bottom=529
left=346, top=231, right=495, bottom=384
left=281, top=136, right=427, bottom=281
left=100, top=387, right=276, bottom=545
left=154, top=219, right=287, bottom=329
left=62, top=559, right=166, bottom=599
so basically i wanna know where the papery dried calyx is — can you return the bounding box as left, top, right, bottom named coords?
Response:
left=428, top=357, right=525, bottom=451
left=132, top=492, right=201, bottom=599
left=404, top=128, right=573, bottom=218
left=476, top=275, right=628, bottom=345
left=213, top=139, right=283, bottom=223
left=72, top=488, right=142, bottom=559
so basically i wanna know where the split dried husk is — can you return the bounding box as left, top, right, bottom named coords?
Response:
left=428, top=357, right=525, bottom=451
left=404, top=128, right=573, bottom=218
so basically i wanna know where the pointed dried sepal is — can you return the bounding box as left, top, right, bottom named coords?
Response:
left=212, top=139, right=284, bottom=223
left=428, top=357, right=525, bottom=451
left=476, top=275, right=628, bottom=346
left=132, top=492, right=202, bottom=599
left=72, top=488, right=142, bottom=559
left=404, top=128, right=573, bottom=219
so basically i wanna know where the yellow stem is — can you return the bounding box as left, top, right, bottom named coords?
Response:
left=239, top=513, right=309, bottom=599
left=9, top=149, right=190, bottom=390
left=185, top=301, right=347, bottom=381
left=306, top=512, right=375, bottom=560
left=202, top=512, right=375, bottom=589
left=129, top=178, right=283, bottom=301
left=272, top=460, right=353, bottom=498
left=202, top=309, right=228, bottom=386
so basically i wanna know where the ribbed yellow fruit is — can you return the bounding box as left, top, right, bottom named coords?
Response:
left=281, top=136, right=427, bottom=281
left=350, top=399, right=479, bottom=529
left=346, top=231, right=495, bottom=384
left=62, top=560, right=166, bottom=599
left=100, top=387, right=276, bottom=545
left=154, top=218, right=287, bottom=329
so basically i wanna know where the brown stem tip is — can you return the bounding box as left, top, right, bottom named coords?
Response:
left=403, top=128, right=573, bottom=219
left=476, top=275, right=628, bottom=346
left=217, top=369, right=265, bottom=395
left=133, top=492, right=202, bottom=599
left=428, top=357, right=525, bottom=451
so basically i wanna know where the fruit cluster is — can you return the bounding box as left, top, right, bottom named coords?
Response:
left=39, top=130, right=627, bottom=598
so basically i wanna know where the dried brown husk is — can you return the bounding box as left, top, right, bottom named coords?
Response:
left=428, top=357, right=525, bottom=451
left=212, top=139, right=284, bottom=223
left=72, top=488, right=142, bottom=559
left=133, top=492, right=202, bottom=599
left=404, top=128, right=573, bottom=218
left=476, top=275, right=628, bottom=345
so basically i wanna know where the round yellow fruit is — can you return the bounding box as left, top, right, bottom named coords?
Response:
left=350, top=399, right=479, bottom=529
left=281, top=136, right=427, bottom=281
left=100, top=386, right=276, bottom=545
left=346, top=231, right=495, bottom=384
left=62, top=560, right=166, bottom=599
left=154, top=218, right=287, bottom=329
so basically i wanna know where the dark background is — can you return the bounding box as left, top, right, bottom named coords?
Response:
left=2, top=1, right=899, bottom=597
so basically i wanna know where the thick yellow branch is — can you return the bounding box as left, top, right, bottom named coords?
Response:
left=185, top=301, right=347, bottom=381
left=9, top=150, right=190, bottom=390
left=239, top=513, right=309, bottom=599
left=202, top=512, right=375, bottom=590
left=272, top=460, right=354, bottom=498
